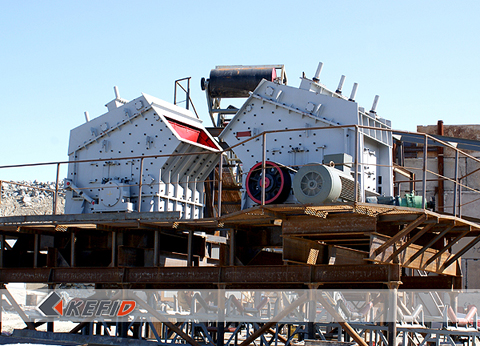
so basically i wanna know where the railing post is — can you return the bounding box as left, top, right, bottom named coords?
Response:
left=453, top=150, right=459, bottom=217
left=53, top=163, right=60, bottom=215
left=459, top=178, right=462, bottom=218
left=218, top=154, right=223, bottom=217
left=261, top=133, right=267, bottom=206
left=354, top=126, right=359, bottom=203
left=137, top=157, right=145, bottom=213
left=211, top=170, right=216, bottom=217
left=422, top=135, right=428, bottom=209
left=186, top=78, right=190, bottom=110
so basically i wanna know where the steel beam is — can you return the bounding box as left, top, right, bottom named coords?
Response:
left=33, top=233, right=39, bottom=268
left=0, top=211, right=181, bottom=227
left=2, top=284, right=35, bottom=330
left=187, top=230, right=193, bottom=267
left=440, top=234, right=480, bottom=272
left=373, top=214, right=426, bottom=258
left=403, top=225, right=454, bottom=267
left=383, top=222, right=435, bottom=263
left=0, top=234, right=4, bottom=268
left=283, top=214, right=376, bottom=235
left=239, top=293, right=309, bottom=346
left=317, top=293, right=368, bottom=346
left=70, top=231, right=75, bottom=267
left=153, top=230, right=159, bottom=267
left=401, top=275, right=462, bottom=290
left=421, top=229, right=470, bottom=269
left=371, top=233, right=456, bottom=275
left=0, top=264, right=400, bottom=287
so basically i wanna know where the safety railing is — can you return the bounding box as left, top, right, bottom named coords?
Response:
left=1, top=124, right=480, bottom=219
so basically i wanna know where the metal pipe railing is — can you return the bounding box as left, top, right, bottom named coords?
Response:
left=1, top=124, right=480, bottom=219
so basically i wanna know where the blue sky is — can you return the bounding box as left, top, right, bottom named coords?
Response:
left=1, top=0, right=479, bottom=181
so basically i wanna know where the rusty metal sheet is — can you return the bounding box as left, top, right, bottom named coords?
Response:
left=283, top=214, right=376, bottom=235
left=283, top=237, right=327, bottom=265
left=311, top=264, right=400, bottom=283
left=328, top=245, right=368, bottom=265
left=0, top=211, right=181, bottom=227
left=401, top=275, right=462, bottom=290
left=283, top=237, right=368, bottom=265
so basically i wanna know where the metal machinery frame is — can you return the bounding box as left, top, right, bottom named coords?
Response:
left=2, top=129, right=480, bottom=345
left=2, top=64, right=480, bottom=346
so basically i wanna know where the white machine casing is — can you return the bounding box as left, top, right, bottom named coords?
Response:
left=219, top=64, right=393, bottom=208
left=65, top=92, right=221, bottom=219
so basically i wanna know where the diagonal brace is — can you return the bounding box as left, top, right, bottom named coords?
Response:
left=384, top=222, right=436, bottom=263
left=404, top=225, right=454, bottom=267
left=2, top=284, right=36, bottom=330
left=373, top=214, right=427, bottom=258
left=421, top=229, right=470, bottom=269
left=239, top=293, right=309, bottom=346
left=440, top=233, right=480, bottom=272
left=130, top=292, right=202, bottom=346
left=317, top=293, right=368, bottom=346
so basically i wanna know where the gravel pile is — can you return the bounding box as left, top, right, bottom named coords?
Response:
left=0, top=180, right=65, bottom=217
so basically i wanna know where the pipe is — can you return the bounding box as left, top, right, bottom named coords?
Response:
left=437, top=120, right=444, bottom=213
left=52, top=163, right=60, bottom=215
left=84, top=111, right=90, bottom=123
left=354, top=126, right=359, bottom=203
left=370, top=95, right=380, bottom=113
left=65, top=181, right=95, bottom=204
left=453, top=150, right=459, bottom=217
left=349, top=83, right=358, bottom=101
left=313, top=62, right=323, bottom=82
left=114, top=86, right=120, bottom=99
left=422, top=135, right=428, bottom=209
left=336, top=75, right=346, bottom=94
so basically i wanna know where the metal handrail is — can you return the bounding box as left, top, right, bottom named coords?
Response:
left=1, top=124, right=479, bottom=219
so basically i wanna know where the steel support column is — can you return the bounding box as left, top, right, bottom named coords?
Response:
left=110, top=231, right=116, bottom=267
left=33, top=233, right=39, bottom=268
left=154, top=230, right=160, bottom=267
left=217, top=285, right=226, bottom=346
left=387, top=282, right=399, bottom=346
left=187, top=230, right=193, bottom=267
left=229, top=229, right=235, bottom=266
left=70, top=231, right=75, bottom=267
left=0, top=234, right=4, bottom=268
left=218, top=154, right=223, bottom=217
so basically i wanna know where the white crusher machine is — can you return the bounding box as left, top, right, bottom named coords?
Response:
left=65, top=89, right=222, bottom=218
left=213, top=63, right=393, bottom=209
left=64, top=62, right=394, bottom=218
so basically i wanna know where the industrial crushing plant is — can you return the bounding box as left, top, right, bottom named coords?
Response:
left=1, top=62, right=480, bottom=346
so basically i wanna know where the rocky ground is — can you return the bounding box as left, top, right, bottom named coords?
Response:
left=0, top=181, right=65, bottom=217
